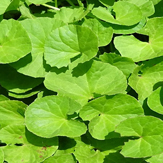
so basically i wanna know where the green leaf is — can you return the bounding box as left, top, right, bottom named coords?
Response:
left=92, top=1, right=142, bottom=26
left=82, top=133, right=129, bottom=153
left=44, top=60, right=127, bottom=106
left=0, top=100, right=26, bottom=129
left=92, top=7, right=117, bottom=24
left=0, top=124, right=58, bottom=163
left=80, top=94, right=143, bottom=139
left=8, top=89, right=40, bottom=99
left=0, top=0, right=12, bottom=15
left=114, top=18, right=163, bottom=62
left=73, top=138, right=105, bottom=163
left=150, top=0, right=162, bottom=5
left=104, top=151, right=146, bottom=163
left=0, top=148, right=4, bottom=163
left=0, top=19, right=31, bottom=63
left=43, top=154, right=76, bottom=163
left=6, top=0, right=20, bottom=12
left=54, top=7, right=86, bottom=24
left=122, top=0, right=155, bottom=17
left=0, top=95, right=9, bottom=101
left=147, top=153, right=163, bottom=163
left=147, top=86, right=163, bottom=114
left=25, top=96, right=87, bottom=138
left=11, top=18, right=65, bottom=77
left=44, top=25, right=98, bottom=68
left=99, top=53, right=136, bottom=77
left=115, top=116, right=163, bottom=158
left=0, top=64, right=43, bottom=94
left=129, top=57, right=163, bottom=101
left=19, top=4, right=35, bottom=19
left=82, top=18, right=113, bottom=47
left=113, top=1, right=142, bottom=26
left=109, top=18, right=146, bottom=34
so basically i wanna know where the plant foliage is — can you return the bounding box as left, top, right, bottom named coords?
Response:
left=0, top=0, right=163, bottom=162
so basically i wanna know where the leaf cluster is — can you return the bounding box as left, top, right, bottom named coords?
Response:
left=0, top=0, right=163, bottom=162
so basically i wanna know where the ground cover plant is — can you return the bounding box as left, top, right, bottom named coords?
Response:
left=1, top=0, right=163, bottom=162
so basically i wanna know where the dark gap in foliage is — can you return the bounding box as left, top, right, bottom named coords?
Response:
left=127, top=86, right=138, bottom=99
left=15, top=143, right=23, bottom=146
left=3, top=10, right=21, bottom=20
left=111, top=10, right=116, bottom=19
left=58, top=137, right=76, bottom=150
left=29, top=4, right=47, bottom=14
left=149, top=0, right=163, bottom=18
left=153, top=81, right=163, bottom=91
left=0, top=143, right=6, bottom=146
left=143, top=99, right=163, bottom=120
left=67, top=112, right=78, bottom=120
left=133, top=33, right=149, bottom=42
left=18, top=94, right=38, bottom=105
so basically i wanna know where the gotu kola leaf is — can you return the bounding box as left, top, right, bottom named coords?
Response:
left=129, top=56, right=163, bottom=101
left=121, top=0, right=155, bottom=17
left=82, top=18, right=113, bottom=47
left=54, top=7, right=86, bottom=24
left=0, top=124, right=58, bottom=163
left=115, top=116, right=163, bottom=158
left=0, top=19, right=31, bottom=63
left=73, top=137, right=105, bottom=163
left=147, top=86, right=163, bottom=115
left=92, top=1, right=142, bottom=26
left=0, top=0, right=13, bottom=15
left=11, top=18, right=65, bottom=78
left=0, top=64, right=43, bottom=94
left=0, top=100, right=26, bottom=129
left=114, top=18, right=163, bottom=62
left=25, top=96, right=87, bottom=138
left=80, top=94, right=144, bottom=140
left=44, top=60, right=127, bottom=106
left=44, top=24, right=98, bottom=68
left=43, top=154, right=75, bottom=163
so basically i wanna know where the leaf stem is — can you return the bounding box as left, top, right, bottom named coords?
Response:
left=66, top=0, right=75, bottom=7
left=42, top=3, right=60, bottom=10
left=55, top=0, right=58, bottom=7
left=77, top=0, right=84, bottom=7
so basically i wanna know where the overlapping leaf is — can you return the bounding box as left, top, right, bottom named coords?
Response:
left=0, top=64, right=43, bottom=94
left=115, top=116, right=163, bottom=157
left=44, top=25, right=98, bottom=68
left=25, top=96, right=87, bottom=138
left=54, top=7, right=85, bottom=24
left=44, top=60, right=127, bottom=105
left=99, top=53, right=136, bottom=77
left=92, top=1, right=142, bottom=26
left=73, top=138, right=105, bottom=163
left=0, top=124, right=58, bottom=163
left=80, top=94, right=143, bottom=139
left=114, top=18, right=163, bottom=62
left=43, top=154, right=76, bottom=163
left=129, top=57, right=163, bottom=101
left=0, top=19, right=31, bottom=63
left=0, top=100, right=26, bottom=129
left=11, top=18, right=65, bottom=77
left=0, top=0, right=12, bottom=15
left=121, top=0, right=155, bottom=17
left=82, top=18, right=113, bottom=47
left=147, top=86, right=163, bottom=114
